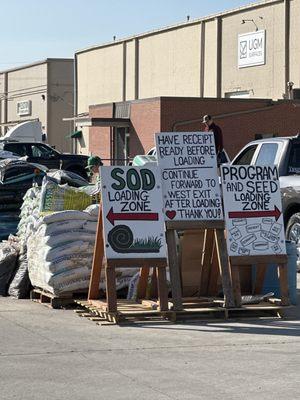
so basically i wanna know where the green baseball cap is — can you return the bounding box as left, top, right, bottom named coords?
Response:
left=85, top=155, right=103, bottom=169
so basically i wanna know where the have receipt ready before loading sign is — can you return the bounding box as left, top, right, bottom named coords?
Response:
left=155, top=131, right=223, bottom=222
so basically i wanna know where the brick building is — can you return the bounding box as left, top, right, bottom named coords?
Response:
left=74, top=97, right=300, bottom=164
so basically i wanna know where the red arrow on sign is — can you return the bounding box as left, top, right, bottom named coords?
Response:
left=228, top=206, right=281, bottom=221
left=107, top=207, right=159, bottom=226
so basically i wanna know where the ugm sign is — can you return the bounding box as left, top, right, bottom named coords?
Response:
left=238, top=30, right=265, bottom=68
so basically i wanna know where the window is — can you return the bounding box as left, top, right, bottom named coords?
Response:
left=4, top=143, right=27, bottom=157
left=30, top=144, right=56, bottom=158
left=255, top=143, right=278, bottom=165
left=147, top=147, right=157, bottom=156
left=113, top=128, right=130, bottom=165
left=233, top=145, right=257, bottom=165
left=288, top=143, right=300, bottom=174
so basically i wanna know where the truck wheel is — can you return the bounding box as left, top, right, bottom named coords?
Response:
left=286, top=212, right=300, bottom=272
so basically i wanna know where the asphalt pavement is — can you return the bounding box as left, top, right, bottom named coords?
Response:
left=0, top=276, right=300, bottom=400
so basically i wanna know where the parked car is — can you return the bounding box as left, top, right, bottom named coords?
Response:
left=231, top=134, right=300, bottom=268
left=0, top=141, right=89, bottom=178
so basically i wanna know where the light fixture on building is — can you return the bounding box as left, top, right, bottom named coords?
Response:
left=241, top=17, right=263, bottom=31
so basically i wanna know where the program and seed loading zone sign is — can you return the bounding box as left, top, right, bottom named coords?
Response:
left=155, top=132, right=223, bottom=221
left=221, top=165, right=286, bottom=257
left=101, top=166, right=167, bottom=259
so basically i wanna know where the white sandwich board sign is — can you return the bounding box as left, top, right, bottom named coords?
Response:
left=101, top=165, right=167, bottom=259
left=155, top=132, right=223, bottom=222
left=221, top=165, right=286, bottom=257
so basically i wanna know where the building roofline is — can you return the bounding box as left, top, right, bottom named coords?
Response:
left=75, top=0, right=281, bottom=55
left=0, top=58, right=73, bottom=74
left=89, top=96, right=275, bottom=109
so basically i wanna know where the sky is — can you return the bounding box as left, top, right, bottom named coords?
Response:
left=1, top=0, right=255, bottom=70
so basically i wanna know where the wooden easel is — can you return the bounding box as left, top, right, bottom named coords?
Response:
left=166, top=220, right=236, bottom=310
left=230, top=254, right=290, bottom=307
left=88, top=207, right=169, bottom=315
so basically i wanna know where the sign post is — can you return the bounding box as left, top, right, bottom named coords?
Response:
left=221, top=165, right=289, bottom=306
left=88, top=165, right=169, bottom=319
left=155, top=131, right=235, bottom=309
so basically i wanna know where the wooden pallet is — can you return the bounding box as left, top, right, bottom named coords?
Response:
left=75, top=297, right=288, bottom=325
left=30, top=288, right=87, bottom=309
left=172, top=297, right=288, bottom=321
left=75, top=299, right=176, bottom=325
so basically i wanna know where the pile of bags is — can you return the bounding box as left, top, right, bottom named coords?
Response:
left=14, top=178, right=99, bottom=296
left=27, top=207, right=98, bottom=295
left=0, top=186, right=41, bottom=298
left=17, top=186, right=42, bottom=241
left=9, top=177, right=136, bottom=297
left=26, top=206, right=138, bottom=296
left=39, top=178, right=96, bottom=214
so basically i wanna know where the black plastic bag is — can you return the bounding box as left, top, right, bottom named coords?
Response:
left=8, top=245, right=31, bottom=298
left=0, top=242, right=19, bottom=296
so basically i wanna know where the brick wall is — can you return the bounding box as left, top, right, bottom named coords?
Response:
left=161, top=97, right=300, bottom=158
left=129, top=99, right=161, bottom=157
left=88, top=97, right=300, bottom=161
left=89, top=103, right=113, bottom=165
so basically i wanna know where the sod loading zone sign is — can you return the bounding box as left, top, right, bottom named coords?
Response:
left=221, top=165, right=286, bottom=257
left=101, top=166, right=167, bottom=259
left=155, top=132, right=223, bottom=221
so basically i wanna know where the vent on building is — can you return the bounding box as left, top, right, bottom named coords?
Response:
left=225, top=90, right=251, bottom=99
left=115, top=102, right=131, bottom=118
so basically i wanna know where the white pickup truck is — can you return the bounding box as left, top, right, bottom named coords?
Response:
left=231, top=134, right=300, bottom=268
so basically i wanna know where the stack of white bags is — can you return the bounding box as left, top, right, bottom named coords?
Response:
left=17, top=186, right=42, bottom=241
left=17, top=183, right=138, bottom=296
left=27, top=207, right=98, bottom=295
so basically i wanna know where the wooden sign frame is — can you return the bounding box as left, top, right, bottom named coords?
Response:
left=88, top=207, right=169, bottom=314
left=230, top=254, right=290, bottom=307
left=166, top=220, right=236, bottom=310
